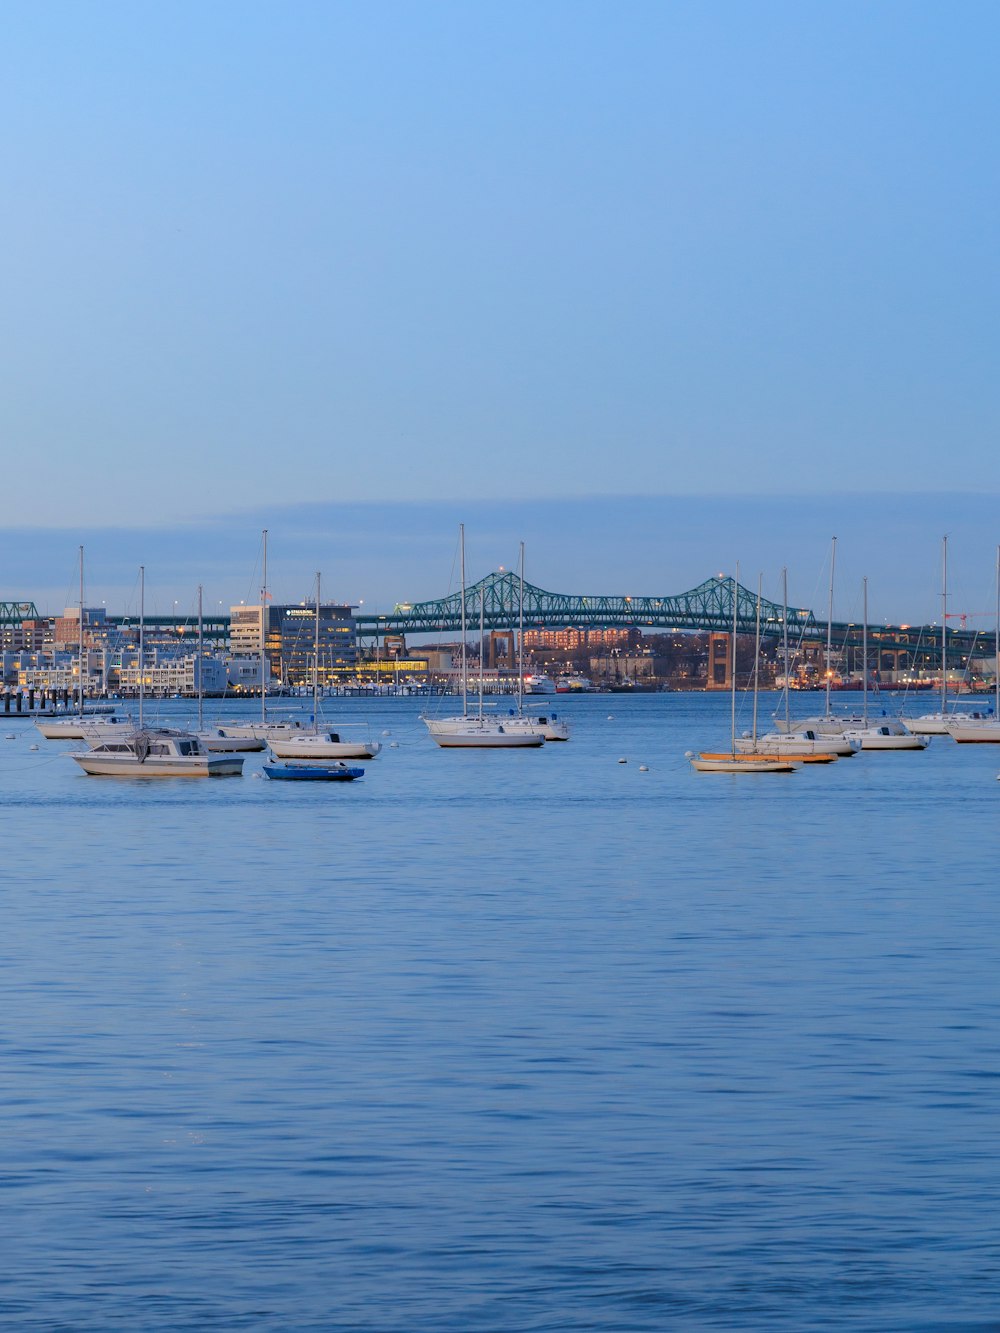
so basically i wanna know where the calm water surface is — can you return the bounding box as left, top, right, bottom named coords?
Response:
left=2, top=692, right=999, bottom=1330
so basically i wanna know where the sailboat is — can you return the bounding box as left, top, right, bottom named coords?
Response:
left=496, top=543, right=570, bottom=742
left=735, top=567, right=853, bottom=761
left=70, top=568, right=245, bottom=777
left=36, top=547, right=130, bottom=741
left=842, top=578, right=928, bottom=751
left=688, top=570, right=799, bottom=772
left=946, top=546, right=1000, bottom=743
left=189, top=585, right=266, bottom=753
left=422, top=528, right=543, bottom=749
left=267, top=573, right=382, bottom=761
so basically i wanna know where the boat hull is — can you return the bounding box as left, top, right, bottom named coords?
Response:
left=71, top=753, right=244, bottom=776
left=268, top=735, right=382, bottom=759
left=263, top=761, right=363, bottom=781
left=689, top=752, right=798, bottom=773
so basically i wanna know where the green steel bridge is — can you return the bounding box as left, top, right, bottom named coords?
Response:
left=2, top=576, right=989, bottom=671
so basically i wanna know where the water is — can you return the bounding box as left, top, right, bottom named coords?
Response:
left=2, top=691, right=999, bottom=1330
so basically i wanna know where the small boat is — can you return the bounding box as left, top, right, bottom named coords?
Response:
left=197, top=728, right=267, bottom=753
left=841, top=724, right=929, bottom=750
left=687, top=751, right=799, bottom=773
left=38, top=714, right=131, bottom=741
left=263, top=759, right=364, bottom=781
left=735, top=729, right=856, bottom=759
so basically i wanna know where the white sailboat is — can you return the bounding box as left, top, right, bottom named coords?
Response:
left=422, top=528, right=543, bottom=749
left=946, top=546, right=1000, bottom=743
left=498, top=544, right=570, bottom=742
left=36, top=547, right=132, bottom=741
left=688, top=569, right=799, bottom=773
left=190, top=585, right=266, bottom=753
left=735, top=568, right=854, bottom=761
left=842, top=578, right=928, bottom=751
left=267, top=573, right=382, bottom=761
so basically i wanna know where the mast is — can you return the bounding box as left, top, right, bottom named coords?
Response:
left=478, top=587, right=485, bottom=722
left=138, top=566, right=145, bottom=731
left=730, top=564, right=739, bottom=754
left=261, top=528, right=268, bottom=725
left=78, top=545, right=84, bottom=720
left=518, top=541, right=525, bottom=715
left=752, top=573, right=762, bottom=743
left=941, top=534, right=948, bottom=716
left=782, top=566, right=790, bottom=732
left=825, top=537, right=837, bottom=717
left=862, top=576, right=868, bottom=726
left=313, top=571, right=321, bottom=731
left=995, top=545, right=999, bottom=721
left=459, top=524, right=468, bottom=718
left=197, top=584, right=204, bottom=732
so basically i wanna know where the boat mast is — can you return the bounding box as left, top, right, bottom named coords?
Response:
left=261, top=528, right=268, bottom=725
left=313, top=571, right=320, bottom=732
left=730, top=564, right=739, bottom=754
left=518, top=541, right=525, bottom=716
left=460, top=524, right=468, bottom=718
left=478, top=587, right=485, bottom=722
left=78, top=544, right=84, bottom=720
left=752, top=573, right=762, bottom=743
left=825, top=537, right=836, bottom=717
left=995, top=544, right=999, bottom=721
left=782, top=566, right=790, bottom=732
left=138, top=565, right=145, bottom=731
left=941, top=534, right=948, bottom=716
left=197, top=584, right=204, bottom=732
left=862, top=576, right=868, bottom=726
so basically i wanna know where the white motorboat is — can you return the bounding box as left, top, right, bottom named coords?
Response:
left=555, top=674, right=594, bottom=693
left=71, top=729, right=245, bottom=777
left=523, top=673, right=556, bottom=694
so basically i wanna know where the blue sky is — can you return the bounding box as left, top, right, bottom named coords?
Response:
left=1, top=2, right=998, bottom=614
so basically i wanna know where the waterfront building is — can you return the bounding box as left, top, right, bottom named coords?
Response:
left=231, top=602, right=358, bottom=688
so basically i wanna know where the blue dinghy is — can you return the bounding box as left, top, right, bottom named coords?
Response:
left=263, top=759, right=364, bottom=782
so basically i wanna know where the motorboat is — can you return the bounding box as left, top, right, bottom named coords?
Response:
left=523, top=673, right=556, bottom=694
left=555, top=675, right=594, bottom=692
left=70, top=730, right=245, bottom=777
left=263, top=759, right=364, bottom=781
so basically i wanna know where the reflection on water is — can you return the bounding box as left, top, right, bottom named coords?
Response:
left=1, top=693, right=998, bottom=1329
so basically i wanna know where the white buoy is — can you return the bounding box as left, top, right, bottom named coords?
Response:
left=639, top=764, right=649, bottom=772
left=4, top=734, right=14, bottom=741
left=381, top=729, right=392, bottom=736
left=607, top=715, right=615, bottom=721
left=618, top=757, right=627, bottom=764
left=29, top=744, right=39, bottom=751
left=389, top=742, right=399, bottom=748
left=252, top=771, right=264, bottom=780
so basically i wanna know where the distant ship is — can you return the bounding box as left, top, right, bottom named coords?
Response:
left=555, top=674, right=594, bottom=693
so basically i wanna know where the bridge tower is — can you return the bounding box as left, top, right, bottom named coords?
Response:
left=488, top=630, right=515, bottom=670
left=707, top=632, right=732, bottom=690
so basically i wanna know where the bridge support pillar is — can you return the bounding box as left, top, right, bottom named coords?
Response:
left=707, top=633, right=732, bottom=690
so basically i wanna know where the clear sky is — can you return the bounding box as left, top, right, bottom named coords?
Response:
left=1, top=1, right=998, bottom=614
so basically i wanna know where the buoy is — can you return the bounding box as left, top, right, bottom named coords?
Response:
left=4, top=734, right=14, bottom=741
left=381, top=729, right=392, bottom=736
left=618, top=757, right=627, bottom=764
left=29, top=744, right=39, bottom=751
left=607, top=715, right=615, bottom=721
left=252, top=771, right=263, bottom=780
left=639, top=764, right=649, bottom=772
left=389, top=742, right=399, bottom=748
